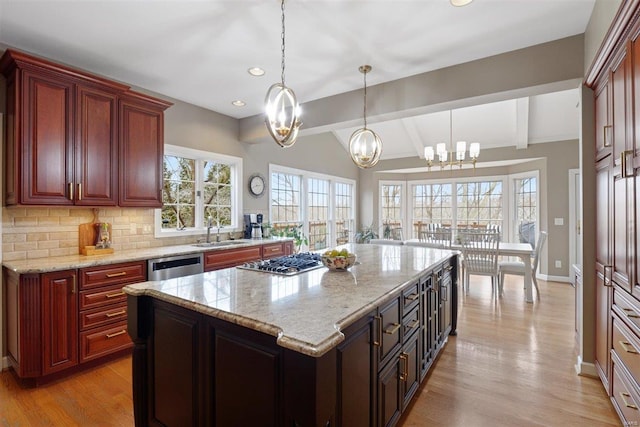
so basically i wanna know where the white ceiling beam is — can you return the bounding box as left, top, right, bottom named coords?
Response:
left=400, top=118, right=426, bottom=158
left=515, top=98, right=529, bottom=149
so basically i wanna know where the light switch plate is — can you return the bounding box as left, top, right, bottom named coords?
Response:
left=554, top=217, right=564, bottom=226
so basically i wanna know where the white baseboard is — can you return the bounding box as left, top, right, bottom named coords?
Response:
left=575, top=355, right=598, bottom=378
left=1, top=356, right=9, bottom=371
left=538, top=273, right=571, bottom=283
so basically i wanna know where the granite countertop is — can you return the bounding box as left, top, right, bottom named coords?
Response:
left=2, top=237, right=293, bottom=274
left=124, top=243, right=457, bottom=358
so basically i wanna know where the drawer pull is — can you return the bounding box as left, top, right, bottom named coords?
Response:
left=619, top=340, right=638, bottom=354
left=405, top=293, right=419, bottom=302
left=604, top=125, right=612, bottom=147
left=106, top=330, right=127, bottom=339
left=623, top=308, right=640, bottom=318
left=620, top=392, right=638, bottom=410
left=106, top=272, right=127, bottom=278
left=399, top=352, right=408, bottom=381
left=105, top=310, right=126, bottom=318
left=105, top=291, right=125, bottom=299
left=408, top=319, right=419, bottom=329
left=445, top=265, right=453, bottom=271
left=373, top=316, right=381, bottom=347
left=384, top=323, right=401, bottom=335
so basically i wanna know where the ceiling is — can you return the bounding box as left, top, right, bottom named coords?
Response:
left=0, top=0, right=594, bottom=161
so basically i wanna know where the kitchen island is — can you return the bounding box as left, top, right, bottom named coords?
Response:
left=125, top=243, right=458, bottom=427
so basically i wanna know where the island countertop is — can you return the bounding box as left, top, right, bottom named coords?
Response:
left=124, top=243, right=457, bottom=357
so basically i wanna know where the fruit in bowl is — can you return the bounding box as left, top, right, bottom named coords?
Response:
left=321, top=248, right=357, bottom=270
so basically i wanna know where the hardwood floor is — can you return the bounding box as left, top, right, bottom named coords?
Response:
left=0, top=276, right=620, bottom=426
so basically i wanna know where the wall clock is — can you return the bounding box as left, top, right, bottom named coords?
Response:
left=248, top=174, right=266, bottom=197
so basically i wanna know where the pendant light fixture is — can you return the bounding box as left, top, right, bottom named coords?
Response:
left=349, top=65, right=382, bottom=168
left=265, top=0, right=302, bottom=148
left=424, top=109, right=480, bottom=170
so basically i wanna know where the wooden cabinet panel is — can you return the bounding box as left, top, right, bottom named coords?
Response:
left=75, top=85, right=118, bottom=205
left=378, top=297, right=401, bottom=367
left=378, top=355, right=402, bottom=427
left=41, top=270, right=78, bottom=375
left=119, top=93, right=169, bottom=207
left=401, top=280, right=420, bottom=313
left=595, top=78, right=612, bottom=160
left=612, top=354, right=640, bottom=426
left=204, top=246, right=262, bottom=271
left=596, top=158, right=612, bottom=273
left=79, top=284, right=126, bottom=311
left=262, top=242, right=287, bottom=259
left=336, top=312, right=377, bottom=427
left=596, top=272, right=612, bottom=390
left=612, top=49, right=631, bottom=164
left=80, top=303, right=127, bottom=331
left=613, top=315, right=640, bottom=381
left=613, top=173, right=632, bottom=292
left=401, top=332, right=420, bottom=411
left=22, top=70, right=74, bottom=205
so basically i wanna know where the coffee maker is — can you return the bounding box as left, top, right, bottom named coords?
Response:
left=244, top=213, right=263, bottom=239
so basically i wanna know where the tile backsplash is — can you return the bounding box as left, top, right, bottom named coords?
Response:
left=2, top=207, right=197, bottom=261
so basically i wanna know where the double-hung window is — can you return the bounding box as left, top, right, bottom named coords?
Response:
left=156, top=145, right=242, bottom=237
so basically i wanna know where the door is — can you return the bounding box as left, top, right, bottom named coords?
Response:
left=21, top=70, right=75, bottom=205
left=41, top=270, right=78, bottom=375
left=75, top=85, right=118, bottom=205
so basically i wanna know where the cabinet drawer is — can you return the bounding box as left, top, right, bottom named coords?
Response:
left=614, top=288, right=640, bottom=333
left=80, top=303, right=127, bottom=331
left=204, top=246, right=262, bottom=271
left=612, top=355, right=640, bottom=425
left=80, top=322, right=131, bottom=363
left=378, top=297, right=401, bottom=367
left=402, top=280, right=420, bottom=313
left=80, top=284, right=126, bottom=310
left=402, top=305, right=420, bottom=342
left=613, top=315, right=640, bottom=384
left=263, top=242, right=286, bottom=259
left=80, top=261, right=146, bottom=290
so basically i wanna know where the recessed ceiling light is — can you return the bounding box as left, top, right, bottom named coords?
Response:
left=232, top=100, right=246, bottom=107
left=248, top=67, right=265, bottom=76
left=450, top=0, right=473, bottom=6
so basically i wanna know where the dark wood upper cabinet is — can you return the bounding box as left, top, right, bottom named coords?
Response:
left=595, top=77, right=612, bottom=161
left=0, top=48, right=171, bottom=207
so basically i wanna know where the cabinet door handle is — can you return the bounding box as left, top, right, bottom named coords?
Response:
left=603, top=125, right=612, bottom=147
left=621, top=150, right=634, bottom=178
left=71, top=276, right=76, bottom=294
left=384, top=323, right=401, bottom=335
left=441, top=285, right=448, bottom=301
left=106, top=330, right=127, bottom=339
left=68, top=182, right=74, bottom=201
left=399, top=352, right=408, bottom=381
left=105, top=291, right=125, bottom=299
left=603, top=265, right=613, bottom=287
left=373, top=315, right=382, bottom=347
left=408, top=319, right=419, bottom=329
left=106, top=272, right=127, bottom=278
left=623, top=308, right=640, bottom=318
left=405, top=293, right=419, bottom=302
left=620, top=392, right=638, bottom=410
left=77, top=183, right=82, bottom=201
left=105, top=310, right=126, bottom=318
left=445, top=265, right=453, bottom=271
left=619, top=340, right=638, bottom=354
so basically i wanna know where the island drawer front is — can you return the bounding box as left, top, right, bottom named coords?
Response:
left=402, top=280, right=420, bottom=313
left=379, top=297, right=402, bottom=367
left=613, top=315, right=640, bottom=385
left=79, top=284, right=127, bottom=310
left=80, top=322, right=131, bottom=363
left=204, top=246, right=262, bottom=271
left=402, top=305, right=420, bottom=342
left=80, top=302, right=128, bottom=331
left=262, top=242, right=286, bottom=259
left=612, top=353, right=640, bottom=425
left=79, top=261, right=146, bottom=290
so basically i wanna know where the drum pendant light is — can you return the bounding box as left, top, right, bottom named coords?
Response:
left=264, top=0, right=302, bottom=148
left=349, top=65, right=382, bottom=168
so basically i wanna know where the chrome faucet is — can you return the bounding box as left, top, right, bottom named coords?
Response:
left=206, top=217, right=213, bottom=243
left=216, top=223, right=222, bottom=242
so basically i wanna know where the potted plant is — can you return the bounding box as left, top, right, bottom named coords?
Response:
left=275, top=224, right=308, bottom=252
left=261, top=222, right=272, bottom=238
left=354, top=223, right=379, bottom=244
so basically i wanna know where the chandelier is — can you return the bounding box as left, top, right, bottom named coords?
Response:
left=264, top=0, right=302, bottom=148
left=424, top=110, right=480, bottom=170
left=349, top=65, right=382, bottom=168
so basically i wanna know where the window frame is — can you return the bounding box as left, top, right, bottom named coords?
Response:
left=154, top=144, right=243, bottom=238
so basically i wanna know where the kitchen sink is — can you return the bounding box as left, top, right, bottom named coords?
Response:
left=192, top=240, right=247, bottom=248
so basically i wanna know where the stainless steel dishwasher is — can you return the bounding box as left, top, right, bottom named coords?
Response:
left=147, top=253, right=204, bottom=280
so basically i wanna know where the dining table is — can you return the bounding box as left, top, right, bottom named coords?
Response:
left=405, top=239, right=536, bottom=303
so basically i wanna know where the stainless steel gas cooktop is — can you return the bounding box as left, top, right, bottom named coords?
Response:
left=237, top=252, right=323, bottom=276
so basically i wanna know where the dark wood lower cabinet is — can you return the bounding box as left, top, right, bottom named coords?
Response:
left=128, top=256, right=458, bottom=427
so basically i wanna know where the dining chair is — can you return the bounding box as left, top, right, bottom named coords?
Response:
left=459, top=230, right=500, bottom=295
left=499, top=231, right=547, bottom=299
left=369, top=238, right=404, bottom=245
left=412, top=226, right=452, bottom=249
